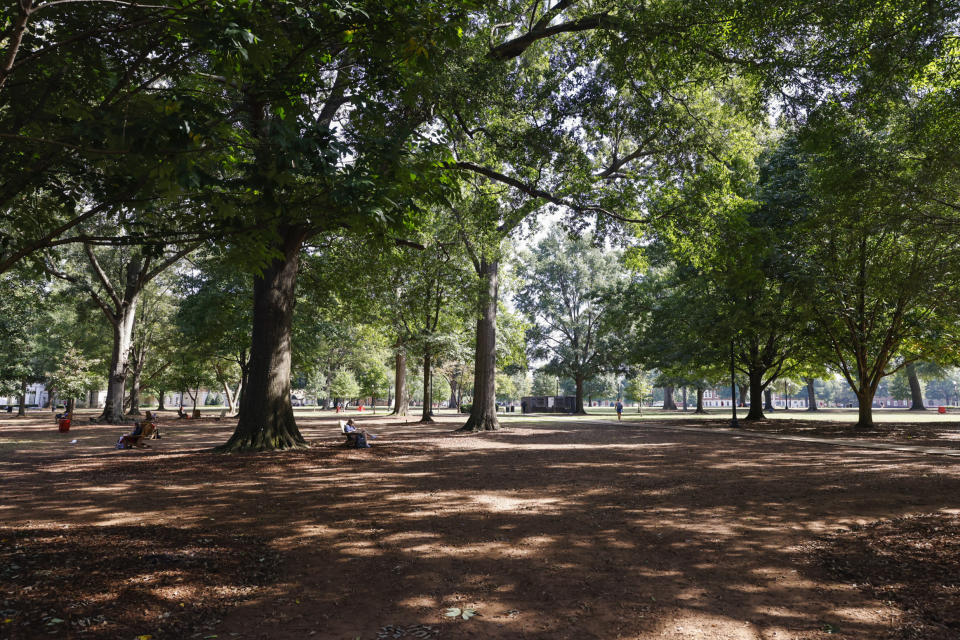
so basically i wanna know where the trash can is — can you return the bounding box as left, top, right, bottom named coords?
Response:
left=938, top=406, right=947, bottom=414
left=58, top=418, right=71, bottom=433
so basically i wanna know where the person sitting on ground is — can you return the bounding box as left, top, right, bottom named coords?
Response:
left=177, top=405, right=188, bottom=419
left=343, top=418, right=375, bottom=448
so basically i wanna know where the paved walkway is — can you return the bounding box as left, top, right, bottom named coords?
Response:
left=589, top=419, right=960, bottom=457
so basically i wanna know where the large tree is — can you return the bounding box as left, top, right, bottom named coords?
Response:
left=516, top=229, right=625, bottom=414
left=798, top=109, right=960, bottom=428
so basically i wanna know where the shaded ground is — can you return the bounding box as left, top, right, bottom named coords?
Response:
left=2, top=409, right=960, bottom=639
left=614, top=408, right=960, bottom=449
left=809, top=514, right=960, bottom=639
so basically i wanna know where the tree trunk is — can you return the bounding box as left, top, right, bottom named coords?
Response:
left=156, top=391, right=166, bottom=411
left=856, top=390, right=875, bottom=428
left=805, top=377, right=818, bottom=411
left=17, top=379, right=26, bottom=416
left=574, top=375, right=586, bottom=414
left=448, top=376, right=459, bottom=411
left=222, top=378, right=235, bottom=413
left=459, top=258, right=499, bottom=432
left=737, top=382, right=747, bottom=407
left=746, top=372, right=766, bottom=420
left=187, top=388, right=198, bottom=414
left=391, top=350, right=408, bottom=416
left=907, top=363, right=926, bottom=411
left=662, top=385, right=677, bottom=410
left=694, top=386, right=707, bottom=414
left=100, top=302, right=138, bottom=424
left=420, top=351, right=434, bottom=423
left=127, top=366, right=142, bottom=416
left=763, top=388, right=774, bottom=411
left=217, top=226, right=307, bottom=451
left=66, top=397, right=75, bottom=419
left=681, top=386, right=688, bottom=411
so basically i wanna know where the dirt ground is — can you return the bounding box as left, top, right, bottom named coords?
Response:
left=2, top=409, right=960, bottom=640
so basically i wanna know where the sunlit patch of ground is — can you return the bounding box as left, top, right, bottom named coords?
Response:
left=2, top=409, right=959, bottom=639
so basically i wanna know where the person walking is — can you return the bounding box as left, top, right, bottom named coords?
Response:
left=615, top=399, right=623, bottom=421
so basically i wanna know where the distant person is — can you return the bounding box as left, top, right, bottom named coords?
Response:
left=615, top=399, right=623, bottom=421
left=177, top=405, right=188, bottom=419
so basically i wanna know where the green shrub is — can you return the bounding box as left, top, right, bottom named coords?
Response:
left=460, top=403, right=472, bottom=414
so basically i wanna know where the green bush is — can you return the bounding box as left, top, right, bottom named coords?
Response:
left=460, top=403, right=472, bottom=414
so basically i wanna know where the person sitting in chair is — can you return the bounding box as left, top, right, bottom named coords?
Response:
left=177, top=405, right=188, bottom=419
left=119, top=411, right=159, bottom=448
left=343, top=418, right=375, bottom=448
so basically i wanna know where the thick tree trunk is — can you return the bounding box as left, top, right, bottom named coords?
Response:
left=574, top=375, right=586, bottom=414
left=217, top=227, right=307, bottom=451
left=681, top=387, right=688, bottom=411
left=907, top=363, right=926, bottom=411
left=805, top=377, right=818, bottom=411
left=694, top=386, right=707, bottom=414
left=662, top=385, right=677, bottom=410
left=746, top=372, right=766, bottom=420
left=66, top=397, right=75, bottom=419
left=737, top=382, right=747, bottom=407
left=100, top=303, right=138, bottom=424
left=391, top=350, right=408, bottom=416
left=420, top=351, right=434, bottom=423
left=17, top=379, right=26, bottom=416
left=763, top=388, right=774, bottom=411
left=156, top=391, right=166, bottom=411
left=460, top=258, right=500, bottom=432
left=856, top=391, right=875, bottom=428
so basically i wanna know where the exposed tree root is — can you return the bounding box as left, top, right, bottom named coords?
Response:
left=457, top=412, right=500, bottom=432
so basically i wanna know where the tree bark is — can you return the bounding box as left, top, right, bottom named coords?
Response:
left=17, top=379, right=26, bottom=416
left=391, top=350, right=408, bottom=416
left=805, top=377, right=818, bottom=411
left=907, top=363, right=926, bottom=411
left=763, top=388, right=774, bottom=411
left=737, top=382, right=747, bottom=407
left=694, top=386, right=707, bottom=414
left=681, top=387, right=688, bottom=411
left=100, top=299, right=138, bottom=423
left=217, top=226, right=307, bottom=451
left=420, top=351, right=434, bottom=422
left=127, top=365, right=142, bottom=416
left=856, top=391, right=875, bottom=428
left=448, top=375, right=459, bottom=411
left=459, top=258, right=499, bottom=431
left=156, top=391, right=166, bottom=411
left=746, top=372, right=766, bottom=420
left=662, top=385, right=677, bottom=410
left=222, top=378, right=235, bottom=413
left=574, top=375, right=586, bottom=414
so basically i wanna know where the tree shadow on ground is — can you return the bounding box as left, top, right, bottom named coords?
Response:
left=2, top=414, right=959, bottom=639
